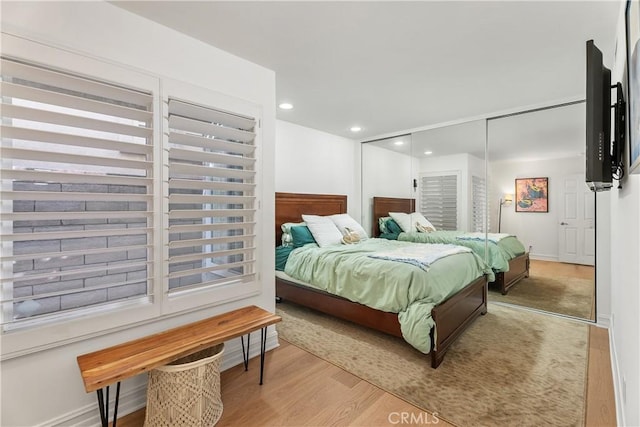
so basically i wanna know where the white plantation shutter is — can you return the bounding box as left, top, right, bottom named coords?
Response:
left=420, top=174, right=458, bottom=230
left=472, top=175, right=487, bottom=232
left=0, top=57, right=154, bottom=328
left=166, top=98, right=256, bottom=292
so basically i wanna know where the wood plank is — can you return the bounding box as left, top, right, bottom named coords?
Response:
left=77, top=305, right=281, bottom=392
left=585, top=325, right=617, bottom=426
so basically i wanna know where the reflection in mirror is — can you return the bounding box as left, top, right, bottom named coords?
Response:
left=361, top=121, right=488, bottom=236
left=487, top=102, right=596, bottom=321
left=410, top=120, right=487, bottom=232
left=361, top=134, right=415, bottom=235
left=405, top=121, right=532, bottom=298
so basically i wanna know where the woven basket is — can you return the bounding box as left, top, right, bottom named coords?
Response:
left=144, top=344, right=224, bottom=427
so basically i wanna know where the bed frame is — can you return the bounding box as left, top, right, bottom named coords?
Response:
left=372, top=196, right=530, bottom=295
left=275, top=192, right=488, bottom=368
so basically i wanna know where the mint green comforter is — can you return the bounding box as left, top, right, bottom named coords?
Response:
left=283, top=238, right=493, bottom=353
left=398, top=231, right=525, bottom=273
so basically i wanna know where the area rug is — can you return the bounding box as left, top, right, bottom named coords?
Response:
left=276, top=301, right=588, bottom=427
left=489, top=274, right=594, bottom=320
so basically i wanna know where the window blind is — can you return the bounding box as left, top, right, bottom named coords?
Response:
left=420, top=174, right=458, bottom=230
left=0, top=57, right=154, bottom=328
left=472, top=175, right=487, bottom=232
left=166, top=98, right=256, bottom=292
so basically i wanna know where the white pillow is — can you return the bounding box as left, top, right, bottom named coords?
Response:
left=329, top=214, right=368, bottom=240
left=301, top=214, right=344, bottom=247
left=389, top=212, right=436, bottom=232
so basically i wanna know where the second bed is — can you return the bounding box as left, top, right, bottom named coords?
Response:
left=372, top=196, right=529, bottom=294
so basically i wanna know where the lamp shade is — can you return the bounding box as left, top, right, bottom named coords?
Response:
left=504, top=193, right=513, bottom=203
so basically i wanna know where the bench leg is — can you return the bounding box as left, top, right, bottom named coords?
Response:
left=260, top=326, right=267, bottom=385
left=241, top=333, right=250, bottom=371
left=240, top=327, right=269, bottom=385
left=96, top=382, right=121, bottom=427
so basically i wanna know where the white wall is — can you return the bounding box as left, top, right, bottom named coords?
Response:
left=489, top=155, right=584, bottom=260
left=275, top=120, right=360, bottom=218
left=0, top=2, right=276, bottom=426
left=609, top=177, right=640, bottom=427
left=608, top=3, right=640, bottom=424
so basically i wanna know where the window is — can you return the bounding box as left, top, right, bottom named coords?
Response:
left=166, top=98, right=256, bottom=293
left=419, top=174, right=458, bottom=230
left=0, top=57, right=154, bottom=329
left=0, top=42, right=263, bottom=356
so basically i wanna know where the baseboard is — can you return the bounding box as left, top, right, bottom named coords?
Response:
left=608, top=326, right=626, bottom=427
left=528, top=254, right=559, bottom=262
left=34, top=383, right=148, bottom=427
left=596, top=313, right=611, bottom=328
left=43, top=330, right=280, bottom=427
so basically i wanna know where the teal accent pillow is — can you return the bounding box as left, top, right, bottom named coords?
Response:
left=290, top=225, right=316, bottom=248
left=275, top=246, right=294, bottom=271
left=281, top=221, right=305, bottom=246
left=378, top=216, right=392, bottom=234
left=386, top=219, right=403, bottom=234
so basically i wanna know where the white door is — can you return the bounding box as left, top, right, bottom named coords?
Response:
left=558, top=174, right=595, bottom=265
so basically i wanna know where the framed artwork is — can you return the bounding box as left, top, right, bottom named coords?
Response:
left=515, top=177, right=548, bottom=213
left=626, top=0, right=640, bottom=174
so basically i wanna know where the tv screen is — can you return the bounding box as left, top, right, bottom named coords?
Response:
left=585, top=39, right=612, bottom=191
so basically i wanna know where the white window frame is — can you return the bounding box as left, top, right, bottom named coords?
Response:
left=0, top=34, right=263, bottom=358
left=161, top=79, right=262, bottom=315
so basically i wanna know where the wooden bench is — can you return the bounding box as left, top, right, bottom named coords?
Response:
left=77, top=305, right=281, bottom=427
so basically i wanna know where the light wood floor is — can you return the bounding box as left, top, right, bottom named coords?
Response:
left=531, top=259, right=595, bottom=281
left=117, top=325, right=616, bottom=427
left=117, top=260, right=611, bottom=426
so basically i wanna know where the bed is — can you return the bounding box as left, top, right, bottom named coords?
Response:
left=275, top=192, right=490, bottom=368
left=372, top=196, right=530, bottom=295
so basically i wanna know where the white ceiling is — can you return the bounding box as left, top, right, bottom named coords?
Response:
left=115, top=1, right=620, bottom=150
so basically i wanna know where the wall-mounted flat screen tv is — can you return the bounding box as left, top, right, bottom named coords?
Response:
left=585, top=39, right=612, bottom=191
left=585, top=39, right=625, bottom=191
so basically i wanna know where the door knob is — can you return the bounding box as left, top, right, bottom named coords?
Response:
left=560, top=222, right=568, bottom=225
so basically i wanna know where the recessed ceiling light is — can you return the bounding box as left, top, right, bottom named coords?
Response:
left=350, top=126, right=362, bottom=132
left=394, top=141, right=404, bottom=146
left=424, top=151, right=433, bottom=155
left=278, top=103, right=293, bottom=110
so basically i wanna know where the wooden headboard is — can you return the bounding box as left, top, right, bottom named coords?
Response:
left=372, top=196, right=415, bottom=237
left=275, top=192, right=348, bottom=246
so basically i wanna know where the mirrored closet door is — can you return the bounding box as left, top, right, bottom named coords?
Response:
left=361, top=134, right=416, bottom=236
left=410, top=120, right=487, bottom=233
left=361, top=120, right=488, bottom=244
left=486, top=102, right=596, bottom=321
